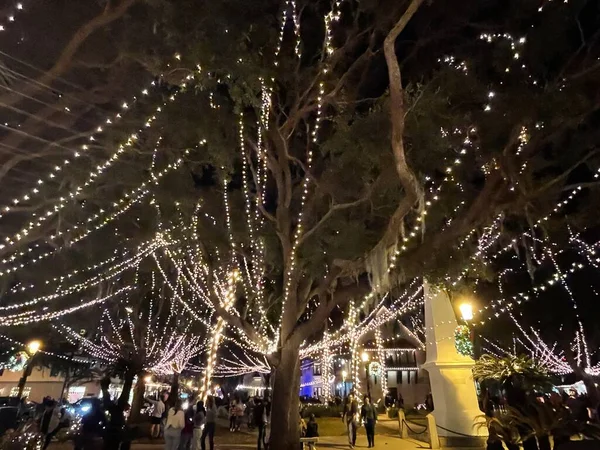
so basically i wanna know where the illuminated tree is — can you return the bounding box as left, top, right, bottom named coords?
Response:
left=0, top=0, right=598, bottom=447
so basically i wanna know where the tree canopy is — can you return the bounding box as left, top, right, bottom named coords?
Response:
left=0, top=0, right=599, bottom=445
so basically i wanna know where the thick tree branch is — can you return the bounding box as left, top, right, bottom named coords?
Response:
left=298, top=183, right=376, bottom=247
left=290, top=277, right=371, bottom=345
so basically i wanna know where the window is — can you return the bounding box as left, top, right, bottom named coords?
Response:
left=68, top=387, right=86, bottom=403
left=10, top=387, right=30, bottom=398
left=314, top=387, right=323, bottom=397
left=396, top=370, right=402, bottom=384
left=313, top=364, right=322, bottom=376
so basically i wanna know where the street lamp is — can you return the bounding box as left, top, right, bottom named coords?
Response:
left=459, top=303, right=474, bottom=321
left=361, top=352, right=371, bottom=399
left=342, top=370, right=348, bottom=399
left=17, top=340, right=42, bottom=399
left=27, top=340, right=41, bottom=355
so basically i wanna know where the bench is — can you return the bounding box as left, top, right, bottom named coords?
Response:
left=300, top=437, right=319, bottom=449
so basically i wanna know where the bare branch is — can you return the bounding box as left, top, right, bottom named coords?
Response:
left=0, top=0, right=138, bottom=109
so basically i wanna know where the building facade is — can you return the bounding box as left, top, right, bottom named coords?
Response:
left=0, top=366, right=100, bottom=403
left=299, top=307, right=430, bottom=407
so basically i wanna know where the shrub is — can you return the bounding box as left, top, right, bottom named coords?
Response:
left=387, top=407, right=399, bottom=419
left=301, top=404, right=344, bottom=418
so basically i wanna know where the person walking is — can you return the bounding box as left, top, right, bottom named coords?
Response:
left=254, top=398, right=266, bottom=450
left=305, top=414, right=319, bottom=450
left=229, top=398, right=236, bottom=432
left=361, top=395, right=377, bottom=448
left=201, top=395, right=217, bottom=450
left=342, top=392, right=358, bottom=448
left=235, top=399, right=245, bottom=431
left=38, top=399, right=61, bottom=450
left=191, top=401, right=206, bottom=450
left=164, top=400, right=185, bottom=450
left=147, top=395, right=166, bottom=439
left=180, top=403, right=195, bottom=450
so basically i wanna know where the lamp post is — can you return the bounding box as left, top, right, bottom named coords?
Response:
left=361, top=352, right=371, bottom=399
left=16, top=340, right=42, bottom=399
left=459, top=301, right=479, bottom=358
left=459, top=303, right=473, bottom=322
left=342, top=370, right=347, bottom=399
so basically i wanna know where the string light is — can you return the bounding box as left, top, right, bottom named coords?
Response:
left=0, top=2, right=25, bottom=32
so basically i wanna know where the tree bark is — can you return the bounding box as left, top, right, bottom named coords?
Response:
left=16, top=354, right=39, bottom=399
left=129, top=373, right=147, bottom=423
left=268, top=344, right=301, bottom=448
left=118, top=369, right=135, bottom=410
left=170, top=372, right=180, bottom=407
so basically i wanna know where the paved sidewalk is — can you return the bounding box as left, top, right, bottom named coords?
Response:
left=128, top=435, right=425, bottom=449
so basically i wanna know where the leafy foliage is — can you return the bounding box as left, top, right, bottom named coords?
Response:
left=473, top=355, right=551, bottom=392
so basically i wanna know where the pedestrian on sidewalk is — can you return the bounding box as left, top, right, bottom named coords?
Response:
left=305, top=413, right=319, bottom=450
left=146, top=394, right=166, bottom=439
left=164, top=400, right=185, bottom=450
left=235, top=398, right=245, bottom=431
left=361, top=395, right=377, bottom=448
left=180, top=402, right=195, bottom=450
left=342, top=391, right=358, bottom=448
left=191, top=401, right=206, bottom=450
left=254, top=397, right=266, bottom=450
left=229, top=398, right=237, bottom=432
left=38, top=398, right=61, bottom=450
left=201, top=395, right=217, bottom=450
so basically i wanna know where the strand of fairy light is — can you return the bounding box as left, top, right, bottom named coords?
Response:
left=238, top=113, right=267, bottom=333
left=477, top=257, right=600, bottom=324
left=360, top=128, right=475, bottom=309
left=0, top=2, right=24, bottom=32
left=449, top=186, right=586, bottom=287
left=4, top=253, right=119, bottom=296
left=478, top=232, right=600, bottom=321
left=153, top=249, right=212, bottom=327
left=199, top=269, right=239, bottom=401
left=321, top=332, right=332, bottom=399
left=375, top=329, right=388, bottom=395
left=309, top=283, right=423, bottom=356
left=279, top=12, right=330, bottom=333
left=0, top=241, right=156, bottom=312
left=1, top=285, right=133, bottom=326
left=0, top=93, right=175, bottom=252
left=0, top=143, right=193, bottom=277
left=482, top=315, right=600, bottom=376
left=0, top=79, right=164, bottom=222
left=544, top=243, right=592, bottom=368
left=279, top=112, right=315, bottom=338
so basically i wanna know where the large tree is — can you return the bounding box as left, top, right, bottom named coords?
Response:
left=0, top=0, right=598, bottom=446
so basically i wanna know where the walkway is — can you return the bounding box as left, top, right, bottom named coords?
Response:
left=129, top=435, right=425, bottom=449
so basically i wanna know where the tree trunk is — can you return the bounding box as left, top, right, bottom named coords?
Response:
left=169, top=373, right=180, bottom=408
left=16, top=357, right=37, bottom=399
left=269, top=344, right=301, bottom=448
left=129, top=373, right=147, bottom=423
left=118, top=370, right=135, bottom=410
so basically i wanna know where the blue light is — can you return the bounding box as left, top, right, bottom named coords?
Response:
left=80, top=405, right=91, bottom=413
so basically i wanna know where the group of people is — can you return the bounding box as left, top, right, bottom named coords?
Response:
left=148, top=394, right=218, bottom=450
left=342, top=392, right=378, bottom=449
left=228, top=397, right=245, bottom=432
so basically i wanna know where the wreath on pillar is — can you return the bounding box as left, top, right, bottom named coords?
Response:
left=454, top=325, right=473, bottom=357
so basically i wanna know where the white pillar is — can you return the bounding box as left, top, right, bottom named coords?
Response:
left=421, top=281, right=487, bottom=441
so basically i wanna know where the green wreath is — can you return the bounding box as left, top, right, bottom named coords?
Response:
left=454, top=325, right=473, bottom=357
